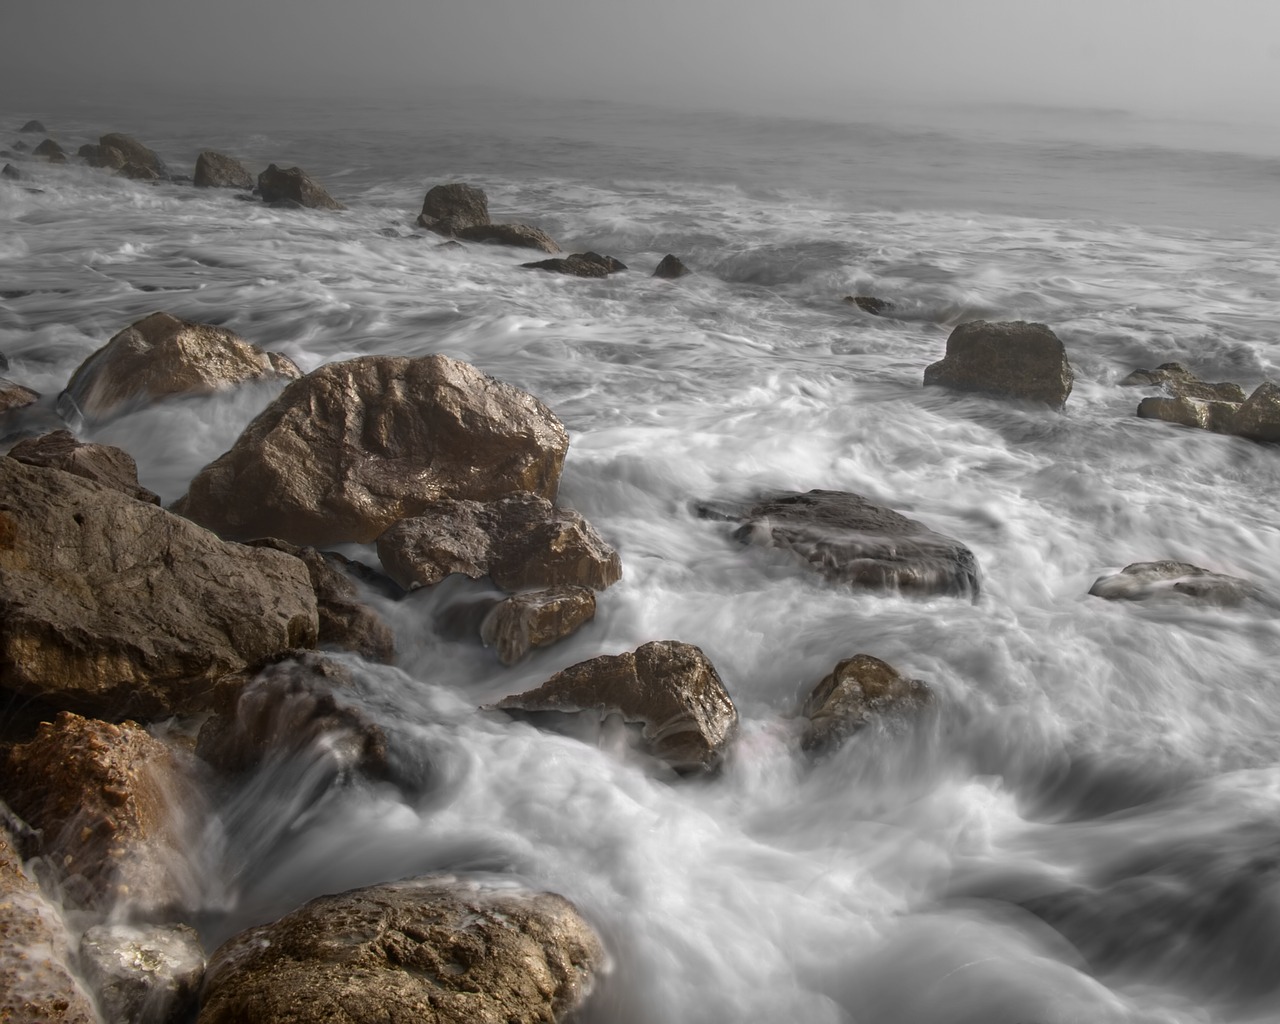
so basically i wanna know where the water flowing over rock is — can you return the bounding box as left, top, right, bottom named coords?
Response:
left=0, top=459, right=319, bottom=719
left=1233, top=381, right=1280, bottom=442
left=196, top=877, right=604, bottom=1024
left=923, top=320, right=1074, bottom=408
left=32, top=138, right=66, bottom=163
left=18, top=119, right=45, bottom=133
left=480, top=586, right=597, bottom=665
left=698, top=489, right=981, bottom=599
left=800, top=654, right=933, bottom=751
left=256, top=163, right=344, bottom=210
left=494, top=640, right=738, bottom=773
left=844, top=295, right=892, bottom=315
left=457, top=222, right=561, bottom=253
left=80, top=923, right=205, bottom=1024
left=1120, top=362, right=1246, bottom=402
left=652, top=254, right=690, bottom=279
left=193, top=150, right=253, bottom=189
left=376, top=492, right=621, bottom=592
left=173, top=354, right=570, bottom=546
left=417, top=182, right=490, bottom=234
left=99, top=133, right=168, bottom=179
left=59, top=311, right=301, bottom=424
left=522, top=252, right=627, bottom=277
left=1088, top=561, right=1259, bottom=605
left=1136, top=395, right=1239, bottom=433
left=7, top=429, right=160, bottom=504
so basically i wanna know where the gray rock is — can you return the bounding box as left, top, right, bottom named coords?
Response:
left=32, top=138, right=67, bottom=163
left=924, top=320, right=1074, bottom=408
left=522, top=252, right=626, bottom=277
left=417, top=182, right=490, bottom=234
left=1089, top=561, right=1259, bottom=605
left=79, top=143, right=127, bottom=170
left=800, top=654, right=932, bottom=751
left=99, top=133, right=168, bottom=178
left=193, top=150, right=253, bottom=189
left=843, top=295, right=892, bottom=315
left=1120, top=362, right=1246, bottom=403
left=1232, top=381, right=1280, bottom=442
left=480, top=586, right=597, bottom=665
left=7, top=429, right=160, bottom=503
left=18, top=119, right=46, bottom=133
left=457, top=222, right=561, bottom=253
left=80, top=923, right=204, bottom=1024
left=652, top=254, right=690, bottom=279
left=2, top=163, right=22, bottom=181
left=256, top=163, right=344, bottom=210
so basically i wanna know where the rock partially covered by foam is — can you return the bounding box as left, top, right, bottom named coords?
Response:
left=1120, top=362, right=1245, bottom=402
left=523, top=252, right=626, bottom=277
left=800, top=654, right=933, bottom=751
left=458, top=222, right=561, bottom=253
left=257, top=163, right=344, bottom=210
left=481, top=586, right=598, bottom=665
left=1088, top=561, right=1259, bottom=605
left=80, top=923, right=205, bottom=1024
left=924, top=320, right=1074, bottom=408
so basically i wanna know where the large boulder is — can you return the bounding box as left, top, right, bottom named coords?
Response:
left=480, top=586, right=597, bottom=665
left=1136, top=395, right=1239, bottom=433
left=457, top=223, right=561, bottom=253
left=80, top=923, right=205, bottom=1024
left=7, top=429, right=160, bottom=504
left=1233, top=381, right=1280, bottom=442
left=699, top=489, right=980, bottom=599
left=173, top=355, right=570, bottom=546
left=800, top=654, right=932, bottom=751
left=417, top=182, right=490, bottom=234
left=652, top=254, right=690, bottom=279
left=196, top=877, right=604, bottom=1024
left=257, top=163, right=344, bottom=210
left=79, top=143, right=127, bottom=170
left=924, top=320, right=1074, bottom=408
left=1120, top=362, right=1245, bottom=402
left=0, top=459, right=319, bottom=719
left=32, top=138, right=66, bottom=163
left=99, top=133, right=168, bottom=178
left=60, top=311, right=301, bottom=423
left=1088, top=561, right=1259, bottom=606
left=376, top=492, right=621, bottom=592
left=522, top=252, right=626, bottom=278
left=193, top=150, right=253, bottom=189
left=494, top=640, right=737, bottom=773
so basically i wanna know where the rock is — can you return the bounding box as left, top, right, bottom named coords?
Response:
left=99, top=133, right=168, bottom=178
left=417, top=182, right=490, bottom=234
left=923, top=320, right=1074, bottom=408
left=457, top=222, right=561, bottom=253
left=0, top=377, right=39, bottom=414
left=7, top=429, right=160, bottom=504
left=32, top=138, right=66, bottom=163
left=652, top=254, right=690, bottom=279
left=256, top=163, right=344, bottom=210
left=193, top=150, right=253, bottom=189
left=843, top=295, right=892, bottom=316
left=0, top=459, right=319, bottom=719
left=436, top=239, right=465, bottom=249
left=480, top=586, right=597, bottom=665
left=1232, top=381, right=1280, bottom=442
left=522, top=252, right=626, bottom=277
left=11, top=141, right=30, bottom=153
left=1120, top=362, right=1245, bottom=402
left=79, top=143, right=127, bottom=170
left=2, top=163, right=22, bottom=181
left=59, top=311, right=301, bottom=423
left=1088, top=561, right=1259, bottom=605
left=0, top=351, right=7, bottom=370
left=173, top=355, right=570, bottom=546
left=119, top=162, right=161, bottom=182
left=1136, top=395, right=1239, bottom=433
left=494, top=640, right=737, bottom=773
left=698, top=489, right=981, bottom=599
left=197, top=876, right=604, bottom=1024
left=3, top=712, right=199, bottom=912
left=0, top=827, right=99, bottom=1024
left=376, top=492, right=621, bottom=593
left=248, top=539, right=396, bottom=663
left=80, top=923, right=205, bottom=1024
left=18, top=120, right=45, bottom=133
left=800, top=654, right=932, bottom=751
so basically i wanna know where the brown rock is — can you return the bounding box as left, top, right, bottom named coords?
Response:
left=1120, top=362, right=1246, bottom=403
left=173, top=355, right=570, bottom=546
left=1136, top=395, right=1239, bottom=433
left=457, top=222, right=561, bottom=253
left=0, top=458, right=319, bottom=719
left=652, top=254, right=690, bottom=279
left=80, top=923, right=205, bottom=1024
left=193, top=150, right=253, bottom=189
left=494, top=640, right=737, bottom=773
left=60, top=311, right=301, bottom=423
left=417, top=182, right=490, bottom=234
left=119, top=162, right=161, bottom=182
left=1232, top=381, right=1280, bottom=442
left=197, top=877, right=604, bottom=1024
left=480, top=586, right=596, bottom=665
left=843, top=295, right=892, bottom=316
left=257, top=163, right=344, bottom=210
left=99, top=133, right=168, bottom=178
left=1089, top=561, right=1259, bottom=605
left=0, top=376, right=39, bottom=414
left=7, top=429, right=160, bottom=504
left=376, top=492, right=621, bottom=593
left=924, top=320, right=1074, bottom=408
left=80, top=143, right=127, bottom=170
left=800, top=654, right=933, bottom=751
left=522, top=252, right=626, bottom=277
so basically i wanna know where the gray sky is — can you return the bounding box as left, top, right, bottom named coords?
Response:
left=5, top=0, right=1280, bottom=120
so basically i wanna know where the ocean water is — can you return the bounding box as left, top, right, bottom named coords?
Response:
left=3, top=89, right=1280, bottom=1023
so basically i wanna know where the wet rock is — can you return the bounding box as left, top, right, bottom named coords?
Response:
left=2, top=163, right=22, bottom=181
left=79, top=143, right=127, bottom=170
left=843, top=295, right=892, bottom=315
left=59, top=311, right=301, bottom=424
left=0, top=827, right=99, bottom=1024
left=377, top=492, right=622, bottom=593
left=193, top=150, right=253, bottom=189
left=99, top=133, right=168, bottom=179
left=417, top=182, right=490, bottom=234
left=3, top=712, right=200, bottom=913
left=480, top=586, right=597, bottom=665
left=436, top=238, right=465, bottom=249
left=1136, top=395, right=1239, bottom=433
left=18, top=119, right=46, bottom=133
left=0, top=459, right=318, bottom=719
left=652, top=254, right=690, bottom=279
left=7, top=429, right=160, bottom=504
left=1233, top=381, right=1280, bottom=442
left=256, top=163, right=344, bottom=210
left=197, top=876, right=604, bottom=1024
left=1120, top=362, right=1246, bottom=402
left=495, top=640, right=737, bottom=773
left=800, top=654, right=932, bottom=751
left=173, top=355, right=569, bottom=546
left=32, top=138, right=66, bottom=163
left=457, top=222, right=561, bottom=253
left=119, top=162, right=161, bottom=182
left=1088, top=560, right=1259, bottom=605
left=924, top=320, right=1074, bottom=408
left=522, top=252, right=626, bottom=277
left=0, top=376, right=39, bottom=414
left=698, top=489, right=980, bottom=599
left=80, top=923, right=205, bottom=1024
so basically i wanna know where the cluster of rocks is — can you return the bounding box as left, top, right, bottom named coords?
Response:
left=1125, top=362, right=1280, bottom=442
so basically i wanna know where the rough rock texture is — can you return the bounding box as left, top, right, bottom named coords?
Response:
left=80, top=923, right=205, bottom=1024
left=0, top=828, right=99, bottom=1024
left=80, top=143, right=127, bottom=170
left=844, top=295, right=892, bottom=316
left=376, top=492, right=621, bottom=593
left=173, top=355, right=570, bottom=546
left=1233, top=381, right=1280, bottom=442
left=1120, top=362, right=1246, bottom=402
left=99, top=133, right=168, bottom=178
left=457, top=223, right=561, bottom=253
left=480, top=586, right=597, bottom=665
left=197, top=877, right=604, bottom=1024
left=7, top=429, right=160, bottom=504
left=0, top=377, right=39, bottom=414
left=1136, top=395, right=1239, bottom=433
left=800, top=654, right=933, bottom=751
left=60, top=311, right=301, bottom=423
left=495, top=640, right=737, bottom=773
left=652, top=254, right=690, bottom=279
left=699, top=489, right=980, bottom=599
left=1089, top=561, right=1259, bottom=605
left=32, top=138, right=66, bottom=163
left=0, top=459, right=319, bottom=719
left=924, top=320, right=1074, bottom=408
left=417, top=182, right=490, bottom=234
left=3, top=712, right=198, bottom=913
left=256, top=163, right=344, bottom=210
left=119, top=163, right=161, bottom=182
left=193, top=150, right=253, bottom=189
left=18, top=120, right=45, bottom=133
left=522, top=252, right=626, bottom=278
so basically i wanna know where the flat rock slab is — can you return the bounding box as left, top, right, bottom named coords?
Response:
left=197, top=877, right=604, bottom=1024
left=494, top=640, right=737, bottom=773
left=457, top=223, right=560, bottom=252
left=924, top=320, right=1074, bottom=408
left=522, top=252, right=626, bottom=277
left=800, top=654, right=933, bottom=751
left=7, top=428, right=159, bottom=503
left=1089, top=561, right=1259, bottom=606
left=480, top=586, right=597, bottom=665
left=80, top=923, right=205, bottom=1024
left=700, top=489, right=980, bottom=599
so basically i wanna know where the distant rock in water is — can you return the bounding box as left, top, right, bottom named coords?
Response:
left=1089, top=560, right=1259, bottom=605
left=698, top=489, right=980, bottom=599
left=481, top=586, right=597, bottom=665
left=18, top=119, right=46, bottom=133
left=1, top=163, right=20, bottom=181
left=193, top=150, right=253, bottom=189
left=99, top=133, right=168, bottom=178
left=653, top=254, right=690, bottom=279
left=32, top=138, right=66, bottom=163
left=800, top=654, right=933, bottom=752
left=458, top=222, right=561, bottom=253
left=522, top=252, right=626, bottom=277
left=11, top=140, right=29, bottom=153
left=417, top=182, right=490, bottom=234
left=256, top=163, right=345, bottom=210
left=924, top=320, right=1074, bottom=409
left=1120, top=362, right=1245, bottom=402
left=78, top=142, right=127, bottom=170
left=844, top=295, right=893, bottom=316
left=7, top=429, right=160, bottom=504
left=1233, top=381, right=1280, bottom=442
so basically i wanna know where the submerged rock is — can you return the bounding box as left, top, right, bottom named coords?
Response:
left=843, top=295, right=892, bottom=316
left=1136, top=395, right=1239, bottom=433
left=1088, top=561, right=1258, bottom=605
left=7, top=429, right=159, bottom=504
left=1120, top=362, right=1245, bottom=402
left=800, top=654, right=933, bottom=751
left=522, top=252, right=627, bottom=277
left=480, top=586, right=597, bottom=665
left=417, top=182, right=490, bottom=234
left=256, top=163, right=344, bottom=210
left=1233, top=381, right=1280, bottom=442
left=494, top=640, right=737, bottom=773
left=699, top=489, right=980, bottom=599
left=80, top=923, right=205, bottom=1024
left=457, top=222, right=561, bottom=253
left=924, top=320, right=1074, bottom=408
left=652, top=254, right=690, bottom=279
left=197, top=876, right=604, bottom=1024
left=193, top=150, right=253, bottom=189
left=174, top=355, right=569, bottom=546
left=99, top=133, right=168, bottom=178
